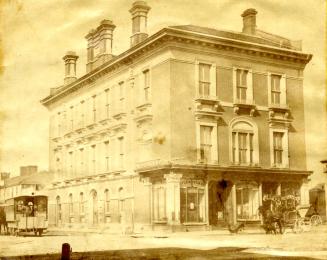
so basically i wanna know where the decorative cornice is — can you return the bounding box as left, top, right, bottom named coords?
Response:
left=41, top=27, right=312, bottom=107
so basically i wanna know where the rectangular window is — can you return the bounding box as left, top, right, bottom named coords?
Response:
left=200, top=125, right=213, bottom=163
left=271, top=74, right=281, bottom=105
left=104, top=141, right=110, bottom=172
left=80, top=101, right=85, bottom=127
left=236, top=184, right=259, bottom=220
left=236, top=69, right=248, bottom=102
left=273, top=132, right=284, bottom=165
left=105, top=190, right=110, bottom=213
left=180, top=187, right=206, bottom=223
left=199, top=63, right=211, bottom=96
left=92, top=95, right=96, bottom=123
left=119, top=81, right=125, bottom=112
left=57, top=112, right=61, bottom=136
left=70, top=106, right=74, bottom=131
left=238, top=133, right=247, bottom=164
left=91, top=145, right=96, bottom=174
left=69, top=151, right=73, bottom=176
left=105, top=89, right=110, bottom=119
left=232, top=132, right=254, bottom=164
left=79, top=148, right=84, bottom=175
left=143, top=70, right=150, bottom=102
left=118, top=137, right=124, bottom=169
left=79, top=193, right=84, bottom=220
left=153, top=186, right=166, bottom=222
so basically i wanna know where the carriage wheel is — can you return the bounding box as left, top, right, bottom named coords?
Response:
left=310, top=215, right=322, bottom=226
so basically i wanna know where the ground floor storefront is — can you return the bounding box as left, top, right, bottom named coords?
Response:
left=46, top=166, right=310, bottom=233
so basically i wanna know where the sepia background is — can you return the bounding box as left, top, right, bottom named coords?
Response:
left=0, top=0, right=326, bottom=187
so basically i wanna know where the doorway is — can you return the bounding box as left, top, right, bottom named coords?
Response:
left=208, top=180, right=232, bottom=226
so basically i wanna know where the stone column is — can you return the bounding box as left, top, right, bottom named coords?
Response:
left=231, top=184, right=237, bottom=225
left=300, top=180, right=309, bottom=205
left=164, top=172, right=182, bottom=225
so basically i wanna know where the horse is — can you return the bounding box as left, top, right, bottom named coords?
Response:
left=0, top=206, right=8, bottom=235
left=258, top=204, right=284, bottom=234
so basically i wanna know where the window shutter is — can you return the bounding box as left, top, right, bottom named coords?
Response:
left=280, top=75, right=287, bottom=106
left=247, top=69, right=253, bottom=103
left=195, top=62, right=200, bottom=96
left=232, top=68, right=237, bottom=102
left=267, top=73, right=272, bottom=105
left=210, top=64, right=217, bottom=97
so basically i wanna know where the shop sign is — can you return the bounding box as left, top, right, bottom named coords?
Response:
left=181, top=179, right=204, bottom=188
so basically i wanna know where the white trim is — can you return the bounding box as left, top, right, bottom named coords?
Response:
left=196, top=121, right=218, bottom=164
left=195, top=59, right=217, bottom=98
left=232, top=67, right=254, bottom=104
left=267, top=72, right=287, bottom=106
left=269, top=128, right=289, bottom=168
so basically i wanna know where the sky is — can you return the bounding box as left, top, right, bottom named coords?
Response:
left=0, top=0, right=326, bottom=186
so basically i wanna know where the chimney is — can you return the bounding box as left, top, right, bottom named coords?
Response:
left=241, top=8, right=257, bottom=35
left=129, top=1, right=151, bottom=47
left=85, top=20, right=116, bottom=73
left=63, top=51, right=78, bottom=85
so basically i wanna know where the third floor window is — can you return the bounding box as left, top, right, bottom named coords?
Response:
left=199, top=63, right=211, bottom=96
left=271, top=74, right=281, bottom=105
left=236, top=69, right=248, bottom=102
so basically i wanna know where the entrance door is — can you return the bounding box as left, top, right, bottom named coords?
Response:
left=208, top=180, right=232, bottom=225
left=90, top=190, right=98, bottom=225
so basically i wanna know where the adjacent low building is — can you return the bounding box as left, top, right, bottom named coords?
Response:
left=41, top=2, right=312, bottom=232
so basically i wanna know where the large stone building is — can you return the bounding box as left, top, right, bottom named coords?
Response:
left=41, top=2, right=312, bottom=232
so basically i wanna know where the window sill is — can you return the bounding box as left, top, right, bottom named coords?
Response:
left=268, top=104, right=290, bottom=111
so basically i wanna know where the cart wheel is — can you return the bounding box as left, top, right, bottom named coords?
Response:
left=310, top=215, right=322, bottom=226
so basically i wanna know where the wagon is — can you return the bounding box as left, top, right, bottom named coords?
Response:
left=4, top=194, right=48, bottom=236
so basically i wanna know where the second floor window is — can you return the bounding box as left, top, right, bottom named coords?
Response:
left=79, top=192, right=84, bottom=215
left=273, top=132, right=284, bottom=165
left=105, top=189, right=110, bottom=213
left=143, top=69, right=150, bottom=102
left=118, top=137, right=124, bottom=169
left=104, top=141, right=110, bottom=172
left=232, top=132, right=254, bottom=164
left=236, top=69, right=248, bottom=102
left=199, top=63, right=211, bottom=96
left=271, top=74, right=281, bottom=105
left=92, top=95, right=96, bottom=123
left=200, top=125, right=213, bottom=162
left=68, top=194, right=73, bottom=217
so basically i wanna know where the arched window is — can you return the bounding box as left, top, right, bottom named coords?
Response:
left=56, top=196, right=61, bottom=223
left=68, top=193, right=73, bottom=222
left=229, top=118, right=259, bottom=165
left=79, top=192, right=84, bottom=215
left=104, top=189, right=110, bottom=213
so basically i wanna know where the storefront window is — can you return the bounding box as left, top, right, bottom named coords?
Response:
left=236, top=182, right=259, bottom=220
left=180, top=180, right=206, bottom=223
left=153, top=184, right=166, bottom=222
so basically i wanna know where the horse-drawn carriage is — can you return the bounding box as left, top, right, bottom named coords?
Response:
left=3, top=194, right=48, bottom=236
left=259, top=194, right=322, bottom=234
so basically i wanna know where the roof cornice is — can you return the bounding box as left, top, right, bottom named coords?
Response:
left=41, top=27, right=312, bottom=107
